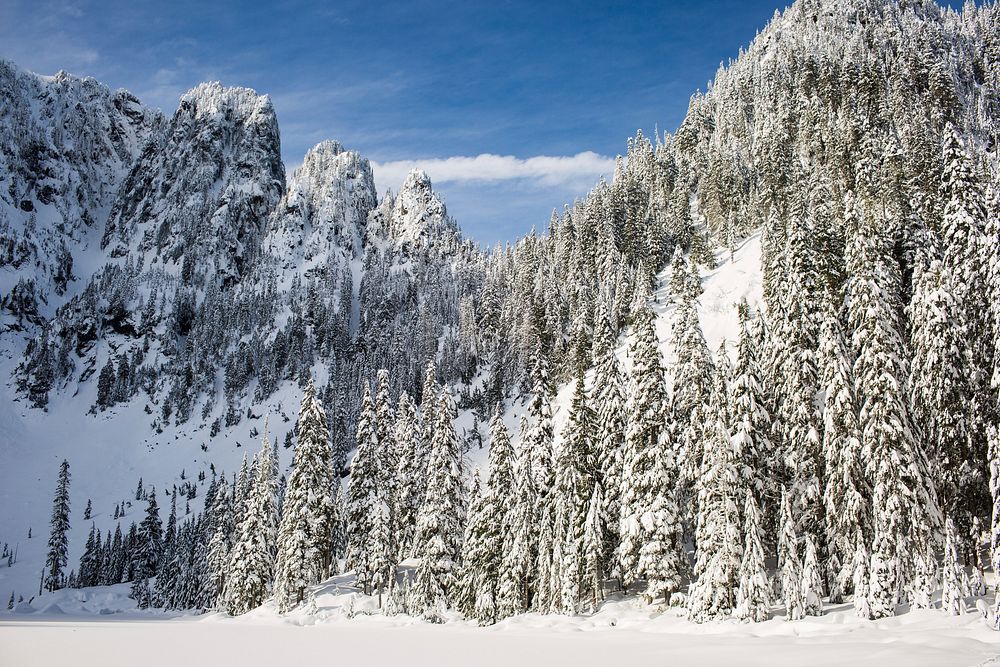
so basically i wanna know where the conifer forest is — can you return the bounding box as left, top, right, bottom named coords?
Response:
left=2, top=0, right=1000, bottom=664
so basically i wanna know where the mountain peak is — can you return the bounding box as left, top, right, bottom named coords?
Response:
left=389, top=168, right=456, bottom=247
left=178, top=81, right=276, bottom=126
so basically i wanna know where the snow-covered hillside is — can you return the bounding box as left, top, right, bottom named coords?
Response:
left=3, top=0, right=1000, bottom=662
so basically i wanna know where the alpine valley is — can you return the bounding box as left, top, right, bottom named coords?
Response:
left=2, top=0, right=1000, bottom=664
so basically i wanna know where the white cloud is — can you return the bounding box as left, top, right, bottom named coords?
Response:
left=371, top=151, right=615, bottom=192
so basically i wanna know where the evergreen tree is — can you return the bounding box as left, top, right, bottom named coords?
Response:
left=346, top=385, right=388, bottom=594
left=819, top=310, right=868, bottom=602
left=132, top=487, right=162, bottom=582
left=908, top=252, right=969, bottom=530
left=43, top=460, right=71, bottom=592
left=411, top=388, right=465, bottom=618
left=852, top=529, right=871, bottom=619
left=78, top=523, right=97, bottom=588
left=206, top=482, right=233, bottom=607
left=274, top=380, right=336, bottom=612
left=940, top=124, right=992, bottom=542
left=988, top=425, right=1000, bottom=629
left=848, top=205, right=939, bottom=619
left=688, top=354, right=742, bottom=623
left=224, top=431, right=279, bottom=615
left=912, top=542, right=937, bottom=610
left=617, top=303, right=680, bottom=594
left=734, top=493, right=770, bottom=623
left=523, top=346, right=555, bottom=506
left=457, top=471, right=497, bottom=624
left=580, top=483, right=605, bottom=613
left=458, top=404, right=516, bottom=623
left=730, top=301, right=771, bottom=513
left=393, top=392, right=423, bottom=559
left=943, top=517, right=965, bottom=616
left=496, top=422, right=538, bottom=617
left=671, top=294, right=714, bottom=526
left=591, top=306, right=627, bottom=566
left=550, top=374, right=597, bottom=614
left=109, top=524, right=125, bottom=584
left=778, top=490, right=803, bottom=621
left=801, top=535, right=824, bottom=617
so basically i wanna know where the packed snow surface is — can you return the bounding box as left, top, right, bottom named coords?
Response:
left=3, top=578, right=1000, bottom=667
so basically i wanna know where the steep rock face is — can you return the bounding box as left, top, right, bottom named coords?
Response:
left=102, top=82, right=285, bottom=287
left=0, top=61, right=161, bottom=325
left=265, top=140, right=377, bottom=270
left=377, top=169, right=459, bottom=251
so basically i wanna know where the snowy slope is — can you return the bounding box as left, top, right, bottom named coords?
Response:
left=547, top=234, right=763, bottom=449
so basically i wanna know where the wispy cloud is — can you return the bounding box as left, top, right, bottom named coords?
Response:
left=371, top=151, right=615, bottom=192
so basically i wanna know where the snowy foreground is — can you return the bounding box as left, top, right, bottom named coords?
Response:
left=4, top=578, right=1000, bottom=667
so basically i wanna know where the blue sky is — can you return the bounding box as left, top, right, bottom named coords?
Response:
left=0, top=0, right=968, bottom=245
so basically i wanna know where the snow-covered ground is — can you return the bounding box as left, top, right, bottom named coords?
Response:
left=3, top=577, right=1000, bottom=667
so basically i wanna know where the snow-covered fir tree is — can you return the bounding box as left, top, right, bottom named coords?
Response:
left=550, top=374, right=598, bottom=614
left=346, top=385, right=390, bottom=595
left=730, top=301, right=771, bottom=519
left=688, top=347, right=742, bottom=623
left=848, top=200, right=939, bottom=620
left=591, top=305, right=628, bottom=568
left=274, top=380, right=336, bottom=612
left=393, top=392, right=423, bottom=559
left=411, top=386, right=465, bottom=619
left=224, top=431, right=279, bottom=615
left=734, top=493, right=770, bottom=623
left=943, top=517, right=965, bottom=616
left=800, top=535, right=824, bottom=617
left=617, top=303, right=684, bottom=600
left=989, top=425, right=1000, bottom=629
left=778, top=490, right=803, bottom=621
left=457, top=471, right=497, bottom=624
left=206, top=481, right=233, bottom=607
left=818, top=309, right=868, bottom=603
left=496, top=418, right=538, bottom=617
left=43, top=460, right=71, bottom=593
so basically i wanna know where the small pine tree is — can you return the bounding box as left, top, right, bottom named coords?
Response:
left=801, top=535, right=824, bottom=617
left=912, top=542, right=937, bottom=610
left=44, top=460, right=71, bottom=592
left=132, top=487, right=162, bottom=583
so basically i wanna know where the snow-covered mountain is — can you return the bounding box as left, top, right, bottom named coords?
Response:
left=1, top=0, right=999, bottom=642
left=0, top=56, right=481, bottom=601
left=0, top=61, right=162, bottom=325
